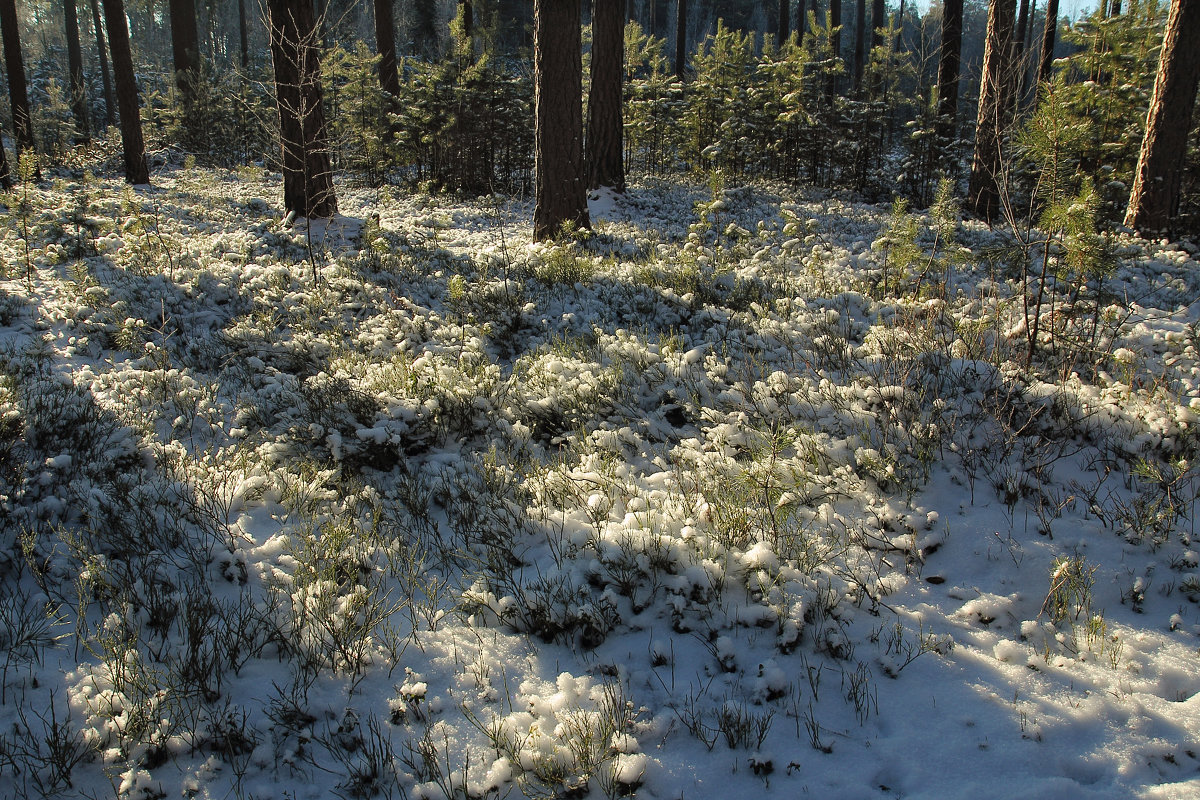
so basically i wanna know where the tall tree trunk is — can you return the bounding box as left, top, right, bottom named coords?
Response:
left=830, top=0, right=842, bottom=94
left=869, top=0, right=884, bottom=94
left=374, top=0, right=401, bottom=97
left=589, top=0, right=624, bottom=191
left=168, top=0, right=199, bottom=105
left=533, top=0, right=590, bottom=240
left=460, top=0, right=474, bottom=41
left=65, top=0, right=91, bottom=143
left=1037, top=0, right=1059, bottom=83
left=675, top=0, right=687, bottom=76
left=90, top=0, right=117, bottom=128
left=830, top=0, right=842, bottom=55
left=413, top=0, right=440, bottom=59
left=1124, top=0, right=1200, bottom=234
left=0, top=0, right=38, bottom=166
left=101, top=0, right=149, bottom=183
left=0, top=119, right=10, bottom=188
left=967, top=0, right=1015, bottom=222
left=1011, top=0, right=1029, bottom=109
left=853, top=0, right=865, bottom=93
left=1014, top=0, right=1029, bottom=56
left=267, top=0, right=338, bottom=218
left=779, top=0, right=790, bottom=42
left=238, top=0, right=249, bottom=68
left=936, top=0, right=962, bottom=143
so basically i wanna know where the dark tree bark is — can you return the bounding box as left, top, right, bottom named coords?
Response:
left=533, top=0, right=590, bottom=240
left=267, top=0, right=338, bottom=218
left=853, top=0, right=865, bottom=93
left=65, top=0, right=91, bottom=143
left=871, top=0, right=884, bottom=49
left=797, top=0, right=806, bottom=44
left=0, top=119, right=9, bottom=188
left=460, top=0, right=474, bottom=40
left=1014, top=0, right=1029, bottom=56
left=238, top=0, right=249, bottom=68
left=830, top=0, right=842, bottom=56
left=413, top=0, right=440, bottom=59
left=1124, top=0, right=1200, bottom=234
left=102, top=0, right=150, bottom=183
left=374, top=0, right=401, bottom=98
left=168, top=0, right=199, bottom=105
left=588, top=0, right=624, bottom=192
left=675, top=0, right=687, bottom=76
left=967, top=0, right=1015, bottom=222
left=90, top=0, right=117, bottom=127
left=0, top=0, right=38, bottom=164
left=1037, top=0, right=1059, bottom=83
left=936, top=0, right=963, bottom=142
left=779, top=0, right=790, bottom=42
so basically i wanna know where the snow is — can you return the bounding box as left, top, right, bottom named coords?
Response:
left=1, top=167, right=1199, bottom=800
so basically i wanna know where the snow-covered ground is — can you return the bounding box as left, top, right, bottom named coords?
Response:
left=1, top=167, right=1199, bottom=800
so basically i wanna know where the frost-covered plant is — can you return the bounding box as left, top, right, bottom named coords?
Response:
left=279, top=510, right=404, bottom=676
left=1041, top=554, right=1096, bottom=626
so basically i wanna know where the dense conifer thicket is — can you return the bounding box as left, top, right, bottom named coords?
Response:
left=0, top=0, right=1195, bottom=233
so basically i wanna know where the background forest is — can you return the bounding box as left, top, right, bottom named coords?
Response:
left=0, top=0, right=1197, bottom=234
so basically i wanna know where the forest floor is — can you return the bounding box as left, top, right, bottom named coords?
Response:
left=1, top=167, right=1199, bottom=799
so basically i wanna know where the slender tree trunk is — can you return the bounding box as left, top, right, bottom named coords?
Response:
left=413, top=0, right=440, bottom=59
left=267, top=0, right=338, bottom=218
left=830, top=0, right=842, bottom=94
left=1011, top=0, right=1029, bottom=110
left=675, top=0, right=687, bottom=76
left=533, top=0, right=591, bottom=240
left=830, top=0, right=842, bottom=55
left=1124, top=0, right=1200, bottom=234
left=168, top=0, right=199, bottom=105
left=460, top=0, right=474, bottom=40
left=65, top=0, right=91, bottom=143
left=1037, top=0, right=1059, bottom=83
left=0, top=0, right=38, bottom=165
left=101, top=0, right=150, bottom=183
left=968, top=0, right=1016, bottom=222
left=90, top=0, right=117, bottom=127
left=853, top=0, right=865, bottom=93
left=871, top=0, right=883, bottom=49
left=1015, top=0, right=1029, bottom=56
left=374, top=0, right=401, bottom=97
left=779, top=0, right=790, bottom=42
left=936, top=0, right=962, bottom=142
left=0, top=119, right=10, bottom=188
left=589, top=0, right=625, bottom=191
left=238, top=0, right=249, bottom=68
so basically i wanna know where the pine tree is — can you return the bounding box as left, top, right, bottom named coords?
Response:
left=1124, top=0, right=1200, bottom=234
left=374, top=0, right=401, bottom=99
left=588, top=0, right=625, bottom=191
left=267, top=0, right=338, bottom=217
left=968, top=0, right=1016, bottom=221
left=101, top=0, right=149, bottom=183
left=65, top=0, right=91, bottom=143
left=676, top=0, right=688, bottom=77
left=89, top=0, right=117, bottom=128
left=168, top=0, right=199, bottom=107
left=0, top=0, right=38, bottom=166
left=533, top=0, right=590, bottom=240
left=936, top=0, right=963, bottom=143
